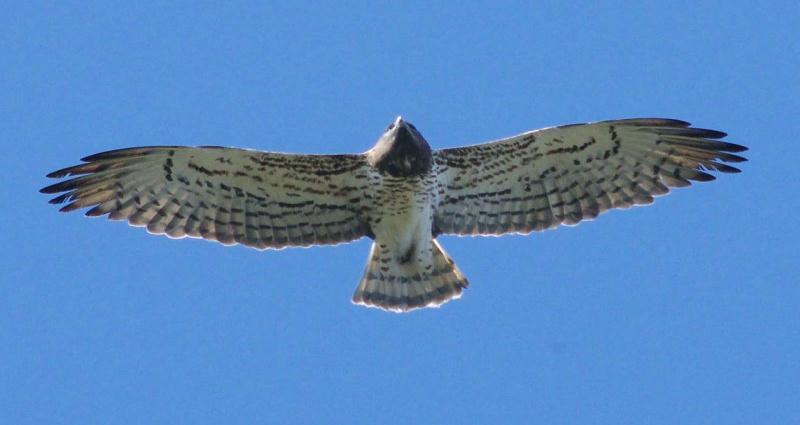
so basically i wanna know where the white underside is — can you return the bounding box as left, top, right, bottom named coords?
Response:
left=368, top=174, right=435, bottom=264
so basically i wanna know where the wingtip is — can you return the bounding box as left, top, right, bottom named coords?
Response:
left=40, top=182, right=61, bottom=194
left=713, top=163, right=742, bottom=173
left=58, top=203, right=78, bottom=213
left=620, top=118, right=692, bottom=127
left=692, top=172, right=716, bottom=182
left=80, top=148, right=131, bottom=162
left=45, top=169, right=70, bottom=179
left=726, top=142, right=748, bottom=153
left=690, top=128, right=728, bottom=139
left=661, top=118, right=691, bottom=127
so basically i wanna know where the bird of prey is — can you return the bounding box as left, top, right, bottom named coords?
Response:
left=41, top=117, right=747, bottom=312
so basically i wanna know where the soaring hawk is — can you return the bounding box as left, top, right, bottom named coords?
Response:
left=42, top=117, right=747, bottom=312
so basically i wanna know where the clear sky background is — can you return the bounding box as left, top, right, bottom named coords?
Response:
left=2, top=2, right=798, bottom=424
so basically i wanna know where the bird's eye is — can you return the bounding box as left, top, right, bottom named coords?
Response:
left=386, top=123, right=396, bottom=131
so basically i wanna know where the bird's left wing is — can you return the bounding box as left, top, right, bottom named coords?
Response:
left=42, top=146, right=373, bottom=249
left=433, top=118, right=747, bottom=236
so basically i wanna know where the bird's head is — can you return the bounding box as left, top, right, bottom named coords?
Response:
left=367, top=116, right=433, bottom=177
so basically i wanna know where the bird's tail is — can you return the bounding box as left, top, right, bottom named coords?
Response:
left=352, top=239, right=469, bottom=312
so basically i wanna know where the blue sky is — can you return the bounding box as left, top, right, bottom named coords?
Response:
left=2, top=1, right=798, bottom=424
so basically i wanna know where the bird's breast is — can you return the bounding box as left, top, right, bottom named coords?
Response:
left=368, top=174, right=436, bottom=253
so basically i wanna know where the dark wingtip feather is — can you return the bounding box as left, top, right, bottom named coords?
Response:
left=46, top=167, right=77, bottom=179
left=650, top=118, right=691, bottom=127
left=45, top=162, right=101, bottom=178
left=687, top=128, right=728, bottom=139
left=690, top=171, right=716, bottom=182
left=711, top=163, right=742, bottom=173
left=40, top=181, right=65, bottom=194
left=58, top=202, right=82, bottom=213
left=718, top=152, right=747, bottom=163
left=80, top=146, right=177, bottom=162
left=612, top=118, right=692, bottom=127
left=48, top=193, right=72, bottom=204
left=707, top=140, right=748, bottom=153
left=85, top=205, right=107, bottom=217
left=40, top=178, right=83, bottom=194
left=722, top=142, right=748, bottom=153
left=81, top=147, right=139, bottom=162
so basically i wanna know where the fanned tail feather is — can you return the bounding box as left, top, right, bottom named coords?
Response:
left=353, top=240, right=468, bottom=312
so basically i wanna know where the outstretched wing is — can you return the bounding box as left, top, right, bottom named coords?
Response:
left=433, top=118, right=747, bottom=236
left=42, top=146, right=373, bottom=249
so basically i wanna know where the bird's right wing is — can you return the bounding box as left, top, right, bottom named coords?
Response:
left=42, top=146, right=374, bottom=249
left=432, top=118, right=747, bottom=236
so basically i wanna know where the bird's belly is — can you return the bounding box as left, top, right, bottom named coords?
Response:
left=370, top=178, right=434, bottom=255
left=373, top=200, right=430, bottom=249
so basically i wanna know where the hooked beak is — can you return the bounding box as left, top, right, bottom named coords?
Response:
left=388, top=116, right=407, bottom=134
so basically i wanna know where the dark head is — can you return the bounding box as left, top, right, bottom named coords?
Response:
left=367, top=116, right=433, bottom=177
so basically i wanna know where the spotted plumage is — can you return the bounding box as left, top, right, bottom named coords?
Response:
left=41, top=116, right=747, bottom=312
